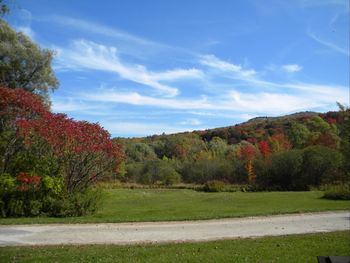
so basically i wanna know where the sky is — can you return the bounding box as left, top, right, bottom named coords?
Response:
left=5, top=0, right=350, bottom=137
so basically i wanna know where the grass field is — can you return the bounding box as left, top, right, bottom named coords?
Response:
left=0, top=231, right=349, bottom=262
left=0, top=189, right=349, bottom=225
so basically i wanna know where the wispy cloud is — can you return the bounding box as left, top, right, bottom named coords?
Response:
left=81, top=91, right=212, bottom=110
left=199, top=54, right=257, bottom=79
left=13, top=9, right=36, bottom=40
left=15, top=26, right=35, bottom=40
left=198, top=55, right=347, bottom=102
left=55, top=40, right=203, bottom=97
left=282, top=64, right=302, bottom=73
left=179, top=118, right=202, bottom=126
left=43, top=15, right=163, bottom=48
left=102, top=121, right=204, bottom=137
left=307, top=29, right=349, bottom=56
left=78, top=87, right=345, bottom=114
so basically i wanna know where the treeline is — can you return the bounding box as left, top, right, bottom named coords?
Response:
left=115, top=109, right=350, bottom=191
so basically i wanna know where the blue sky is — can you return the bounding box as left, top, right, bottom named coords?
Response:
left=6, top=0, right=350, bottom=137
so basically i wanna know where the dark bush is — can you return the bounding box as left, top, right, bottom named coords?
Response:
left=203, top=180, right=226, bottom=192
left=42, top=188, right=101, bottom=217
left=301, top=145, right=343, bottom=186
left=260, top=149, right=304, bottom=190
left=323, top=184, right=350, bottom=200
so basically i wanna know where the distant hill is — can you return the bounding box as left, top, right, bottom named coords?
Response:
left=242, top=111, right=319, bottom=125
left=129, top=110, right=341, bottom=146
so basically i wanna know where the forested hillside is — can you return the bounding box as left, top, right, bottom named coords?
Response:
left=115, top=108, right=350, bottom=191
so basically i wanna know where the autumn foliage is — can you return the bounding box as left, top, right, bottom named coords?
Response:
left=17, top=112, right=123, bottom=191
left=16, top=172, right=41, bottom=192
left=0, top=87, right=123, bottom=216
left=0, top=87, right=47, bottom=127
left=258, top=140, right=270, bottom=157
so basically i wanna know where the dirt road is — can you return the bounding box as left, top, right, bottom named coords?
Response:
left=0, top=211, right=348, bottom=246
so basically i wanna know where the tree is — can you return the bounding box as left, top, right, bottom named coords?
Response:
left=0, top=87, right=48, bottom=174
left=246, top=159, right=255, bottom=184
left=268, top=149, right=304, bottom=190
left=238, top=142, right=257, bottom=161
left=125, top=143, right=156, bottom=162
left=17, top=113, right=123, bottom=192
left=0, top=20, right=58, bottom=101
left=0, top=0, right=9, bottom=17
left=258, top=140, right=270, bottom=157
left=1, top=87, right=123, bottom=217
left=336, top=103, right=350, bottom=176
left=140, top=159, right=181, bottom=185
left=288, top=122, right=310, bottom=148
left=302, top=145, right=343, bottom=185
left=208, top=137, right=228, bottom=158
left=269, top=133, right=291, bottom=153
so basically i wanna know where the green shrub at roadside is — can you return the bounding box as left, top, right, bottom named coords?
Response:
left=323, top=184, right=350, bottom=200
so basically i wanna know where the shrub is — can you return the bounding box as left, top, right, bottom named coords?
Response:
left=180, top=158, right=234, bottom=184
left=42, top=187, right=101, bottom=217
left=203, top=180, right=226, bottom=192
left=323, top=184, right=350, bottom=200
left=138, top=159, right=181, bottom=185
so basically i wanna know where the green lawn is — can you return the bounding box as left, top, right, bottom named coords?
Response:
left=0, top=189, right=349, bottom=224
left=1, top=231, right=349, bottom=263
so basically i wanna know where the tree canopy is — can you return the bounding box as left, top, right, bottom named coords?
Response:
left=0, top=20, right=58, bottom=101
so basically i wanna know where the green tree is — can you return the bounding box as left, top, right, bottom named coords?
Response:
left=142, top=159, right=181, bottom=185
left=125, top=143, right=156, bottom=162
left=288, top=122, right=310, bottom=148
left=208, top=137, right=228, bottom=158
left=302, top=145, right=343, bottom=185
left=0, top=0, right=9, bottom=17
left=336, top=103, right=350, bottom=177
left=268, top=149, right=304, bottom=190
left=0, top=20, right=58, bottom=101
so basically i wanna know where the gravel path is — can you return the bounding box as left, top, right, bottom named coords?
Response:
left=0, top=211, right=349, bottom=247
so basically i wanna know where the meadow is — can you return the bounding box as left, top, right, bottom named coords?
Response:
left=0, top=188, right=348, bottom=225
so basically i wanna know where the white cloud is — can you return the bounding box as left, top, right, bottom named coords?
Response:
left=199, top=54, right=257, bottom=79
left=82, top=91, right=212, bottom=110
left=45, top=15, right=162, bottom=48
left=282, top=64, right=302, bottom=73
left=13, top=9, right=35, bottom=40
left=102, top=122, right=204, bottom=137
left=16, top=26, right=35, bottom=40
left=80, top=88, right=345, bottom=115
left=307, top=29, right=349, bottom=56
left=237, top=114, right=259, bottom=120
left=228, top=91, right=320, bottom=113
left=179, top=119, right=202, bottom=125
left=55, top=40, right=203, bottom=97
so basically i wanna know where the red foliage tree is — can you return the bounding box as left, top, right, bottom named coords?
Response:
left=0, top=87, right=48, bottom=128
left=269, top=133, right=292, bottom=153
left=258, top=140, right=271, bottom=157
left=175, top=144, right=187, bottom=159
left=0, top=87, right=49, bottom=173
left=239, top=143, right=257, bottom=161
left=17, top=113, right=123, bottom=192
left=326, top=118, right=337, bottom=125
left=314, top=133, right=340, bottom=149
